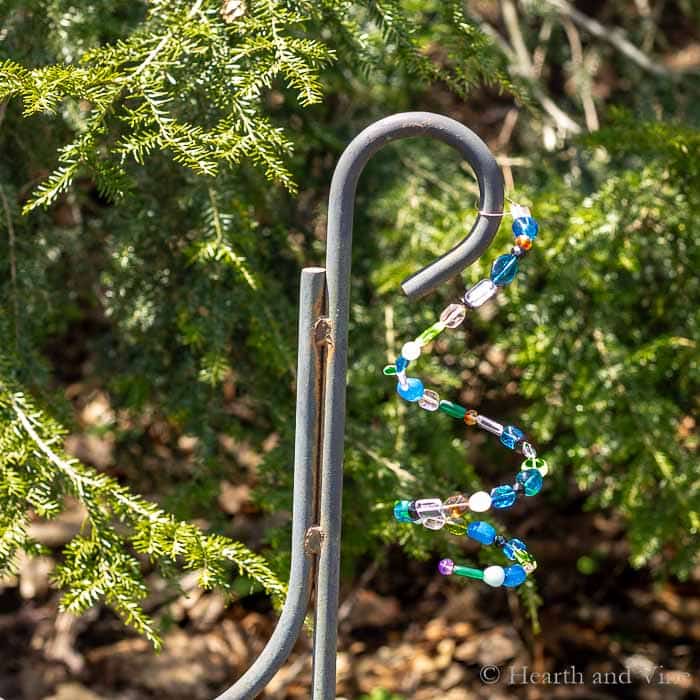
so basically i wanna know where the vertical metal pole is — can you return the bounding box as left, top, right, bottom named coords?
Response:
left=215, top=267, right=327, bottom=700
left=215, top=112, right=502, bottom=700
left=311, top=112, right=503, bottom=698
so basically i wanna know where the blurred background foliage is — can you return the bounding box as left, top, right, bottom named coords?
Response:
left=0, top=0, right=699, bottom=646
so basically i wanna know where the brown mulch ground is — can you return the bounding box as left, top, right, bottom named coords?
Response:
left=2, top=487, right=699, bottom=700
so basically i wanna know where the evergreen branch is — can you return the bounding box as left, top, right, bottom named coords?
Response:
left=0, top=379, right=285, bottom=645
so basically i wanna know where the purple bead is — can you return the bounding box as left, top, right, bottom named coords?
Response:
left=438, top=558, right=455, bottom=576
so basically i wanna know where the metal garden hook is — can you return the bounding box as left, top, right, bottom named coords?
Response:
left=216, top=112, right=504, bottom=700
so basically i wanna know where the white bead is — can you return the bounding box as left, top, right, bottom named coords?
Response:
left=468, top=491, right=491, bottom=512
left=483, top=565, right=505, bottom=587
left=401, top=341, right=421, bottom=361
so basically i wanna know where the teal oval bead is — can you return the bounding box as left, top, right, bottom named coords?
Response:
left=490, top=254, right=519, bottom=286
left=503, top=564, right=527, bottom=587
left=512, top=216, right=539, bottom=240
left=516, top=468, right=544, bottom=496
left=393, top=500, right=416, bottom=523
left=502, top=538, right=527, bottom=560
left=396, top=377, right=424, bottom=402
left=490, top=484, right=517, bottom=509
left=467, top=521, right=496, bottom=545
left=396, top=355, right=409, bottom=372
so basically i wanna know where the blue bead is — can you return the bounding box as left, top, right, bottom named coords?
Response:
left=512, top=216, right=539, bottom=240
left=490, top=484, right=517, bottom=509
left=396, top=355, right=409, bottom=373
left=490, top=254, right=519, bottom=286
left=516, top=468, right=544, bottom=496
left=467, top=521, right=496, bottom=545
left=396, top=377, right=424, bottom=402
left=393, top=500, right=414, bottom=523
left=503, top=565, right=527, bottom=587
left=502, top=538, right=527, bottom=560
left=500, top=425, right=525, bottom=450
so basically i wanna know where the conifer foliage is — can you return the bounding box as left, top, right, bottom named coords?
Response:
left=0, top=0, right=514, bottom=643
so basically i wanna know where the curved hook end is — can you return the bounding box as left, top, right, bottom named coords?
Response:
left=400, top=209, right=503, bottom=299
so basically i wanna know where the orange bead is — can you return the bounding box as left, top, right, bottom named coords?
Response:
left=444, top=493, right=469, bottom=518
left=515, top=235, right=532, bottom=250
left=464, top=409, right=478, bottom=426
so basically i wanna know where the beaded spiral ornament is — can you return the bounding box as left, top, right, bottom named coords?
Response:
left=384, top=205, right=547, bottom=589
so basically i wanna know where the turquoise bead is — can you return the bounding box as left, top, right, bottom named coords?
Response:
left=490, top=484, right=517, bottom=509
left=500, top=425, right=524, bottom=450
left=396, top=355, right=409, bottom=373
left=516, top=468, right=544, bottom=496
left=467, top=521, right=496, bottom=545
left=393, top=500, right=415, bottom=523
left=512, top=216, right=539, bottom=240
left=490, top=254, right=519, bottom=286
left=396, top=377, right=424, bottom=402
left=502, top=538, right=527, bottom=560
left=503, top=564, right=527, bottom=587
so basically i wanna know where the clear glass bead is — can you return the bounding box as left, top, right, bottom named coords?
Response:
left=418, top=389, right=440, bottom=411
left=415, top=498, right=445, bottom=529
left=476, top=414, right=504, bottom=436
left=439, top=303, right=467, bottom=328
left=463, top=279, right=497, bottom=308
left=519, top=441, right=537, bottom=459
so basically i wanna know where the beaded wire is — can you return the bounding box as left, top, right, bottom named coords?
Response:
left=386, top=205, right=547, bottom=589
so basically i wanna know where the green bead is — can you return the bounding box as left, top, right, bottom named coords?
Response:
left=445, top=522, right=468, bottom=536
left=521, top=457, right=548, bottom=477
left=383, top=364, right=397, bottom=375
left=416, top=321, right=446, bottom=346
left=453, top=565, right=484, bottom=580
left=513, top=547, right=538, bottom=574
left=438, top=400, right=467, bottom=419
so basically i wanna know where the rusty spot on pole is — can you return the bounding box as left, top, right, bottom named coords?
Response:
left=304, top=526, right=325, bottom=555
left=314, top=317, right=333, bottom=348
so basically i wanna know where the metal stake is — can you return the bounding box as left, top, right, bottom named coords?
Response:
left=215, top=112, right=504, bottom=700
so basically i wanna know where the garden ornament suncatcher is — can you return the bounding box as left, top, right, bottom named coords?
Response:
left=215, top=112, right=543, bottom=700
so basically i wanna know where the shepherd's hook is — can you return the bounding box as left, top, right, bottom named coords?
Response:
left=215, top=112, right=504, bottom=700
